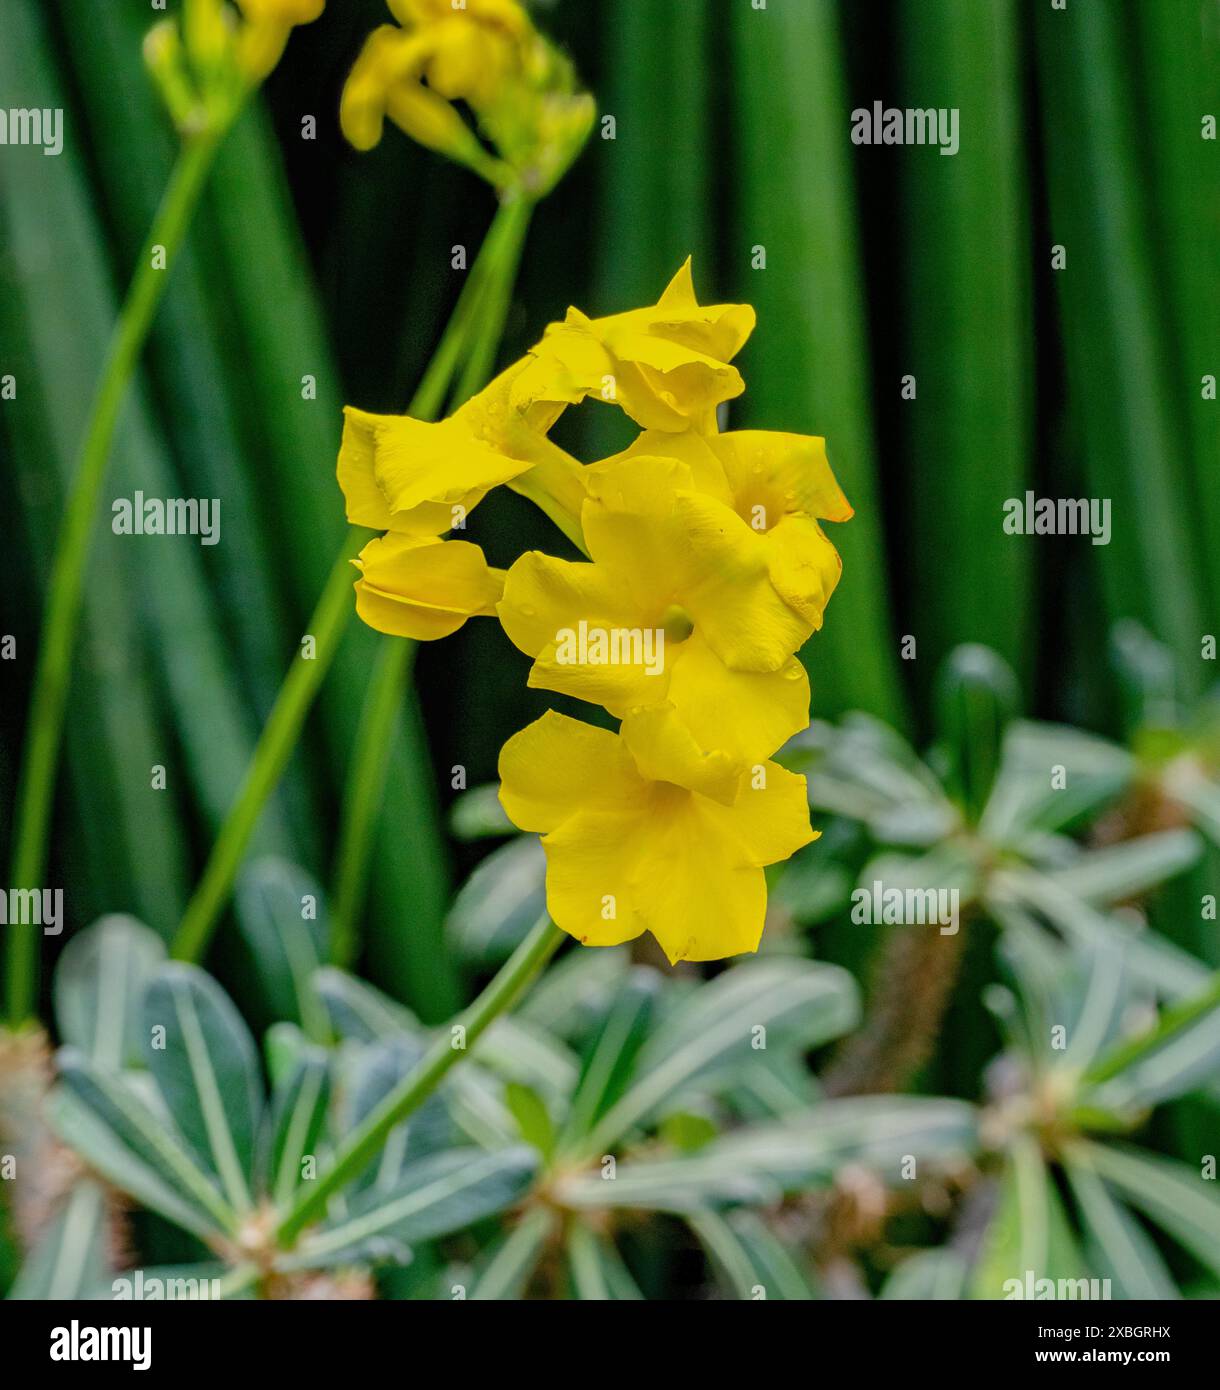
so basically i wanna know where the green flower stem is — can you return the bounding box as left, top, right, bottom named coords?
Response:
left=277, top=914, right=565, bottom=1245
left=328, top=637, right=415, bottom=969
left=174, top=194, right=534, bottom=968
left=453, top=194, right=533, bottom=405
left=170, top=531, right=365, bottom=963
left=5, top=130, right=221, bottom=1026
left=327, top=195, right=535, bottom=969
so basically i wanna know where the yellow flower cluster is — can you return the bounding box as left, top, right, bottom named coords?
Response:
left=341, top=0, right=594, bottom=195
left=144, top=0, right=324, bottom=131
left=337, top=263, right=853, bottom=963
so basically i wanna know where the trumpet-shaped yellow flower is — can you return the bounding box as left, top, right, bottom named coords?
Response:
left=337, top=392, right=535, bottom=539
left=353, top=533, right=503, bottom=640
left=510, top=260, right=756, bottom=433
left=498, top=709, right=815, bottom=963
left=341, top=2, right=592, bottom=193
left=498, top=455, right=822, bottom=762
left=603, top=426, right=851, bottom=631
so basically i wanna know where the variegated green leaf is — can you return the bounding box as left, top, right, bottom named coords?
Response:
left=50, top=1049, right=234, bottom=1239
left=143, top=963, right=262, bottom=1213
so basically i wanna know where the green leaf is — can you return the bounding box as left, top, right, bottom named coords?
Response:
left=50, top=1049, right=234, bottom=1240
left=935, top=646, right=1022, bottom=822
left=1079, top=1141, right=1220, bottom=1280
left=53, top=915, right=165, bottom=1069
left=8, top=1181, right=110, bottom=1300
left=898, top=0, right=1033, bottom=685
left=448, top=784, right=516, bottom=842
left=971, top=1135, right=1087, bottom=1299
left=1083, top=973, right=1220, bottom=1113
left=283, top=1147, right=539, bottom=1271
left=103, top=1263, right=255, bottom=1302
left=445, top=836, right=547, bottom=966
left=694, top=1096, right=979, bottom=1191
left=729, top=0, right=905, bottom=724
left=559, top=1097, right=977, bottom=1212
left=1035, top=0, right=1205, bottom=681
left=980, top=721, right=1133, bottom=843
left=504, top=1083, right=556, bottom=1160
left=565, top=1222, right=642, bottom=1301
left=263, top=1047, right=331, bottom=1210
left=558, top=968, right=660, bottom=1154
left=342, top=1037, right=454, bottom=1193
left=468, top=1207, right=555, bottom=1301
left=880, top=1250, right=969, bottom=1301
left=473, top=1018, right=579, bottom=1105
left=233, top=858, right=329, bottom=1038
left=689, top=1208, right=816, bottom=1301
left=1041, top=830, right=1202, bottom=907
left=312, top=967, right=422, bottom=1044
left=583, top=959, right=859, bottom=1154
left=517, top=945, right=630, bottom=1045
left=1062, top=1147, right=1178, bottom=1300
left=996, top=866, right=1211, bottom=1000
left=144, top=963, right=263, bottom=1213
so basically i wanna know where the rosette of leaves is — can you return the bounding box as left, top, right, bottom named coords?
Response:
left=25, top=914, right=537, bottom=1300
left=313, top=947, right=979, bottom=1299
left=779, top=644, right=1212, bottom=1008
left=881, top=929, right=1220, bottom=1300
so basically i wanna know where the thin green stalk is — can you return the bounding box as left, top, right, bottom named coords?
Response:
left=453, top=195, right=533, bottom=404
left=328, top=195, right=535, bottom=967
left=6, top=130, right=220, bottom=1025
left=329, top=638, right=414, bottom=968
left=171, top=529, right=364, bottom=962
left=277, top=914, right=564, bottom=1244
left=173, top=193, right=531, bottom=967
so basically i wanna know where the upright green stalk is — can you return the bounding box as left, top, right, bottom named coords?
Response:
left=329, top=195, right=534, bottom=967
left=176, top=195, right=535, bottom=968
left=6, top=131, right=220, bottom=1026
left=278, top=914, right=564, bottom=1244
left=171, top=531, right=364, bottom=963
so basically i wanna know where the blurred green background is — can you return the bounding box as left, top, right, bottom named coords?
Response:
left=1, top=0, right=1216, bottom=1028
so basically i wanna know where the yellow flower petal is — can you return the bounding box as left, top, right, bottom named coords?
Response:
left=498, top=551, right=660, bottom=713
left=709, top=430, right=853, bottom=526
left=511, top=260, right=755, bottom=433
left=354, top=534, right=503, bottom=640
left=662, top=635, right=810, bottom=764
left=763, top=515, right=843, bottom=631
left=582, top=457, right=813, bottom=672
left=338, top=403, right=532, bottom=537
left=497, top=710, right=642, bottom=832
left=620, top=703, right=743, bottom=806
left=698, top=761, right=817, bottom=866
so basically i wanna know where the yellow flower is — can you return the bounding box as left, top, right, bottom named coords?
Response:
left=498, top=454, right=819, bottom=763
left=337, top=392, right=535, bottom=539
left=341, top=1, right=592, bottom=194
left=145, top=0, right=324, bottom=130
left=235, top=0, right=325, bottom=83
left=340, top=24, right=511, bottom=186
left=510, top=260, right=756, bottom=433
left=498, top=709, right=815, bottom=963
left=353, top=534, right=503, bottom=640
left=602, top=425, right=852, bottom=631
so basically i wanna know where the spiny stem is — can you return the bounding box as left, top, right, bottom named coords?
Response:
left=823, top=921, right=969, bottom=1097
left=277, top=915, right=564, bottom=1245
left=6, top=132, right=221, bottom=1025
